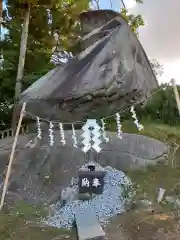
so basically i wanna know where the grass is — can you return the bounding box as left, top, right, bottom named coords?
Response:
left=122, top=120, right=180, bottom=144
left=0, top=202, right=73, bottom=240
left=126, top=163, right=180, bottom=202
left=113, top=206, right=180, bottom=239
left=119, top=120, right=180, bottom=205
left=107, top=118, right=180, bottom=143
left=1, top=120, right=180, bottom=239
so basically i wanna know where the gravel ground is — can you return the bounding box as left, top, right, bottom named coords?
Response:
left=44, top=166, right=132, bottom=229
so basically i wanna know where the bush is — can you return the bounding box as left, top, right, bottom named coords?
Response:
left=138, top=84, right=180, bottom=125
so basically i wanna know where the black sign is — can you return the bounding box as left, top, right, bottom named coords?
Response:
left=78, top=170, right=105, bottom=195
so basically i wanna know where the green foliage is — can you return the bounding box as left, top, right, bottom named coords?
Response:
left=0, top=0, right=90, bottom=129
left=135, top=0, right=143, bottom=3
left=105, top=84, right=180, bottom=135
left=0, top=202, right=70, bottom=240
left=150, top=59, right=164, bottom=78
left=138, top=84, right=180, bottom=125
left=121, top=5, right=144, bottom=33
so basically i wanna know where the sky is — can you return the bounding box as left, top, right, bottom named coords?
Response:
left=99, top=0, right=180, bottom=84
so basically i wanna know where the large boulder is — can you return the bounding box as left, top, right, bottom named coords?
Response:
left=0, top=131, right=167, bottom=204
left=19, top=10, right=158, bottom=122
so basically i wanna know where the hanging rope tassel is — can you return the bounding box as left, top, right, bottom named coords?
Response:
left=36, top=117, right=42, bottom=139
left=49, top=121, right=54, bottom=146
left=115, top=113, right=122, bottom=139
left=130, top=106, right=144, bottom=131
left=59, top=122, right=66, bottom=145
left=72, top=124, right=78, bottom=148
left=101, top=119, right=109, bottom=142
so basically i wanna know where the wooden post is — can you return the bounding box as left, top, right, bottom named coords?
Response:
left=12, top=4, right=30, bottom=131
left=0, top=102, right=26, bottom=211
left=171, top=78, right=180, bottom=116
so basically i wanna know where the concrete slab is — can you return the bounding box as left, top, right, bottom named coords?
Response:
left=75, top=206, right=106, bottom=240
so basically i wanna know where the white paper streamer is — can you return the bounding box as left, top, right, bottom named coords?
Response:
left=115, top=113, right=122, bottom=139
left=59, top=123, right=66, bottom=145
left=81, top=121, right=92, bottom=153
left=49, top=121, right=54, bottom=146
left=91, top=121, right=102, bottom=153
left=157, top=188, right=166, bottom=203
left=101, top=119, right=109, bottom=142
left=36, top=117, right=42, bottom=139
left=130, top=106, right=144, bottom=131
left=71, top=124, right=77, bottom=148
left=81, top=119, right=102, bottom=153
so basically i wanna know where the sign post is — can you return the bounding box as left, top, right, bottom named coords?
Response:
left=78, top=169, right=105, bottom=195
left=78, top=119, right=105, bottom=198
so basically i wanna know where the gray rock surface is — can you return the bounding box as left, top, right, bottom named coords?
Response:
left=0, top=131, right=168, bottom=204
left=19, top=10, right=157, bottom=122
left=79, top=10, right=121, bottom=35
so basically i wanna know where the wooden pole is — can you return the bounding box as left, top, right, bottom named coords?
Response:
left=12, top=4, right=30, bottom=131
left=171, top=78, right=180, bottom=116
left=0, top=102, right=26, bottom=211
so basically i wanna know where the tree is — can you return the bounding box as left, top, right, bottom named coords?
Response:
left=150, top=59, right=164, bottom=78
left=0, top=0, right=3, bottom=72
left=0, top=0, right=2, bottom=39
left=137, top=84, right=180, bottom=125
left=120, top=0, right=144, bottom=33
left=5, top=0, right=90, bottom=130
left=0, top=0, right=90, bottom=130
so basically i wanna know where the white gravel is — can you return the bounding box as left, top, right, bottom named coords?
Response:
left=44, top=166, right=132, bottom=229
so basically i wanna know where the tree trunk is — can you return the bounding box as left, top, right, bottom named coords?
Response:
left=0, top=0, right=2, bottom=39
left=12, top=4, right=30, bottom=132
left=0, top=0, right=3, bottom=71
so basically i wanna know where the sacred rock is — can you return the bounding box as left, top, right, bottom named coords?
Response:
left=19, top=10, right=158, bottom=122
left=0, top=131, right=167, bottom=204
